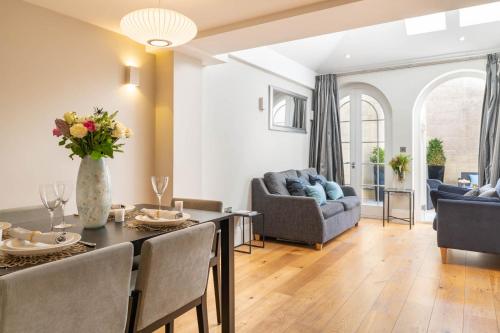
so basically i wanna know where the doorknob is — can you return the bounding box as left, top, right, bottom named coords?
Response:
left=351, top=162, right=356, bottom=169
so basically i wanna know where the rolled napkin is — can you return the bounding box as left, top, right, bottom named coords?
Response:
left=141, top=209, right=182, bottom=220
left=8, top=227, right=65, bottom=244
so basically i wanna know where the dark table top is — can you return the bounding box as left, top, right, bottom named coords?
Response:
left=0, top=204, right=233, bottom=276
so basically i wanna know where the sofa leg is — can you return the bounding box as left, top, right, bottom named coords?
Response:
left=315, top=243, right=323, bottom=251
left=355, top=222, right=359, bottom=227
left=440, top=247, right=448, bottom=264
left=254, top=234, right=261, bottom=241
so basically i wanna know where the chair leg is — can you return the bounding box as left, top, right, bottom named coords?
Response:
left=212, top=264, right=221, bottom=325
left=196, top=294, right=209, bottom=333
left=315, top=243, right=323, bottom=251
left=165, top=320, right=174, bottom=333
left=440, top=247, right=448, bottom=264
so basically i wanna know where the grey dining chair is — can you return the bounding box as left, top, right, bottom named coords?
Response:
left=172, top=197, right=224, bottom=325
left=128, top=222, right=215, bottom=333
left=0, top=205, right=47, bottom=224
left=0, top=242, right=134, bottom=333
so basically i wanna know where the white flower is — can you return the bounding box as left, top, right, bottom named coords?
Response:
left=112, top=122, right=127, bottom=138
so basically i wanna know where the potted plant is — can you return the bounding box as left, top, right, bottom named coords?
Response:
left=389, top=153, right=411, bottom=187
left=369, top=147, right=385, bottom=202
left=427, top=138, right=446, bottom=181
left=53, top=107, right=132, bottom=229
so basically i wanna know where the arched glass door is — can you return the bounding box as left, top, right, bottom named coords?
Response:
left=340, top=92, right=386, bottom=205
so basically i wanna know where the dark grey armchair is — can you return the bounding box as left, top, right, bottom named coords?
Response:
left=426, top=179, right=442, bottom=210
left=431, top=183, right=500, bottom=263
left=252, top=168, right=360, bottom=250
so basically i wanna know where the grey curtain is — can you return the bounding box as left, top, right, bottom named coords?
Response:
left=479, top=54, right=500, bottom=186
left=292, top=97, right=305, bottom=128
left=309, top=74, right=344, bottom=183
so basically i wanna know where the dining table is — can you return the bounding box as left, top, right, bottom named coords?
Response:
left=0, top=203, right=237, bottom=333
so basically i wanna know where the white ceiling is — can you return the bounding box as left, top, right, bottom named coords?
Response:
left=23, top=0, right=349, bottom=33
left=23, top=0, right=495, bottom=58
left=269, top=6, right=500, bottom=74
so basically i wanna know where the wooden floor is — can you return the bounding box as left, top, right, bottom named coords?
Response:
left=155, top=219, right=500, bottom=333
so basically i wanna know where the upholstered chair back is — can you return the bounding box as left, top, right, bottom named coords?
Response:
left=0, top=242, right=134, bottom=333
left=134, top=222, right=215, bottom=331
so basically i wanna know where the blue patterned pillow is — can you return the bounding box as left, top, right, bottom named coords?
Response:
left=286, top=177, right=307, bottom=196
left=305, top=183, right=327, bottom=205
left=309, top=174, right=328, bottom=186
left=325, top=181, right=344, bottom=200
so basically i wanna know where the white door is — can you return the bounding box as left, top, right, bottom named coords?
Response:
left=339, top=91, right=386, bottom=206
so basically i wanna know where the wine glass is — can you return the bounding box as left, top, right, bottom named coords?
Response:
left=39, top=184, right=61, bottom=231
left=151, top=176, right=169, bottom=214
left=53, top=181, right=73, bottom=229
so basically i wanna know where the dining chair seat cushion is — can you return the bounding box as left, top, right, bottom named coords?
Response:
left=134, top=223, right=215, bottom=331
left=0, top=243, right=133, bottom=333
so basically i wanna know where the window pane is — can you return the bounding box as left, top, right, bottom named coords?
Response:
left=339, top=98, right=350, bottom=122
left=343, top=163, right=351, bottom=185
left=362, top=121, right=379, bottom=142
left=342, top=143, right=350, bottom=162
left=340, top=122, right=350, bottom=142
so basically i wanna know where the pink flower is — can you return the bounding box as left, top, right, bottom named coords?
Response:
left=52, top=128, right=62, bottom=137
left=83, top=120, right=96, bottom=132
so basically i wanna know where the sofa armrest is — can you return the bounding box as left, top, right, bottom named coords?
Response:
left=341, top=185, right=357, bottom=197
left=437, top=184, right=469, bottom=195
left=437, top=199, right=500, bottom=254
left=251, top=178, right=324, bottom=244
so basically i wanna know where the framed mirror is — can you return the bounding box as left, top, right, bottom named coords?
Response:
left=269, top=85, right=307, bottom=133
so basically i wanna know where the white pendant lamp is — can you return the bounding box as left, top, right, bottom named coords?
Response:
left=120, top=7, right=197, bottom=48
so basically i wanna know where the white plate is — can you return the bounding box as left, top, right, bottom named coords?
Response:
left=0, top=222, right=12, bottom=230
left=0, top=232, right=81, bottom=256
left=109, top=204, right=135, bottom=216
left=135, top=213, right=191, bottom=227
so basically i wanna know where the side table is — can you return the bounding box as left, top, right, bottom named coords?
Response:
left=233, top=211, right=264, bottom=254
left=383, top=188, right=415, bottom=229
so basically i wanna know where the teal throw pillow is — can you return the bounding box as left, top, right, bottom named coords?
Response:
left=305, top=183, right=327, bottom=206
left=325, top=181, right=344, bottom=200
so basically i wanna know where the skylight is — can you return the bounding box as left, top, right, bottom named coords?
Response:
left=459, top=2, right=500, bottom=27
left=404, top=12, right=446, bottom=35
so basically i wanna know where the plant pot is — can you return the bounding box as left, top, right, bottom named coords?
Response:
left=428, top=165, right=445, bottom=182
left=76, top=156, right=111, bottom=229
left=372, top=165, right=385, bottom=202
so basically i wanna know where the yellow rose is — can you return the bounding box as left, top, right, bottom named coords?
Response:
left=70, top=123, right=88, bottom=138
left=112, top=122, right=127, bottom=138
left=125, top=128, right=133, bottom=138
left=64, top=112, right=77, bottom=124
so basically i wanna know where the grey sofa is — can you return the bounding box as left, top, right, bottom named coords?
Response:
left=431, top=183, right=500, bottom=263
left=252, top=168, right=361, bottom=249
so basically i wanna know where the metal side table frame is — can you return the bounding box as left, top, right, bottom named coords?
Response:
left=383, top=188, right=415, bottom=229
left=234, top=212, right=264, bottom=254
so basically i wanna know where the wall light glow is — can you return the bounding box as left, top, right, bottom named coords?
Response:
left=404, top=12, right=446, bottom=35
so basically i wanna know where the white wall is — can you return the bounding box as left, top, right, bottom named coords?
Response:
left=0, top=0, right=157, bottom=212
left=338, top=59, right=485, bottom=219
left=173, top=52, right=203, bottom=198
left=200, top=58, right=313, bottom=211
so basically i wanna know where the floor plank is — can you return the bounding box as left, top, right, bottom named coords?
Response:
left=150, top=219, right=500, bottom=333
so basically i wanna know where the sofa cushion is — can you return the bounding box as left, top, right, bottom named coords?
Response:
left=496, top=179, right=500, bottom=197
left=321, top=201, right=345, bottom=219
left=297, top=168, right=317, bottom=185
left=264, top=170, right=297, bottom=195
left=285, top=177, right=307, bottom=196
left=479, top=188, right=499, bottom=198
left=325, top=181, right=344, bottom=200
left=305, top=183, right=327, bottom=206
left=309, top=174, right=328, bottom=186
left=336, top=196, right=361, bottom=210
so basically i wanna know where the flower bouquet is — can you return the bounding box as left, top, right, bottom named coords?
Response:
left=53, top=107, right=132, bottom=160
left=52, top=107, right=132, bottom=229
left=389, top=153, right=411, bottom=184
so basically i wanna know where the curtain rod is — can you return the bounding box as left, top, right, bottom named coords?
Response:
left=335, top=52, right=492, bottom=77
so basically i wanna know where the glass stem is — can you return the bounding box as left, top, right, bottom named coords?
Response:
left=49, top=210, right=54, bottom=231
left=157, top=195, right=162, bottom=212
left=61, top=203, right=66, bottom=226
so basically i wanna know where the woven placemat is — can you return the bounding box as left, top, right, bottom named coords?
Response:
left=0, top=242, right=87, bottom=268
left=125, top=220, right=198, bottom=232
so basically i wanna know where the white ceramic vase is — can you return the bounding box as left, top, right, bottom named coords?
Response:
left=76, top=156, right=111, bottom=229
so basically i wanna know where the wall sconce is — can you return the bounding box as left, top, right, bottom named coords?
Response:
left=125, top=66, right=140, bottom=86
